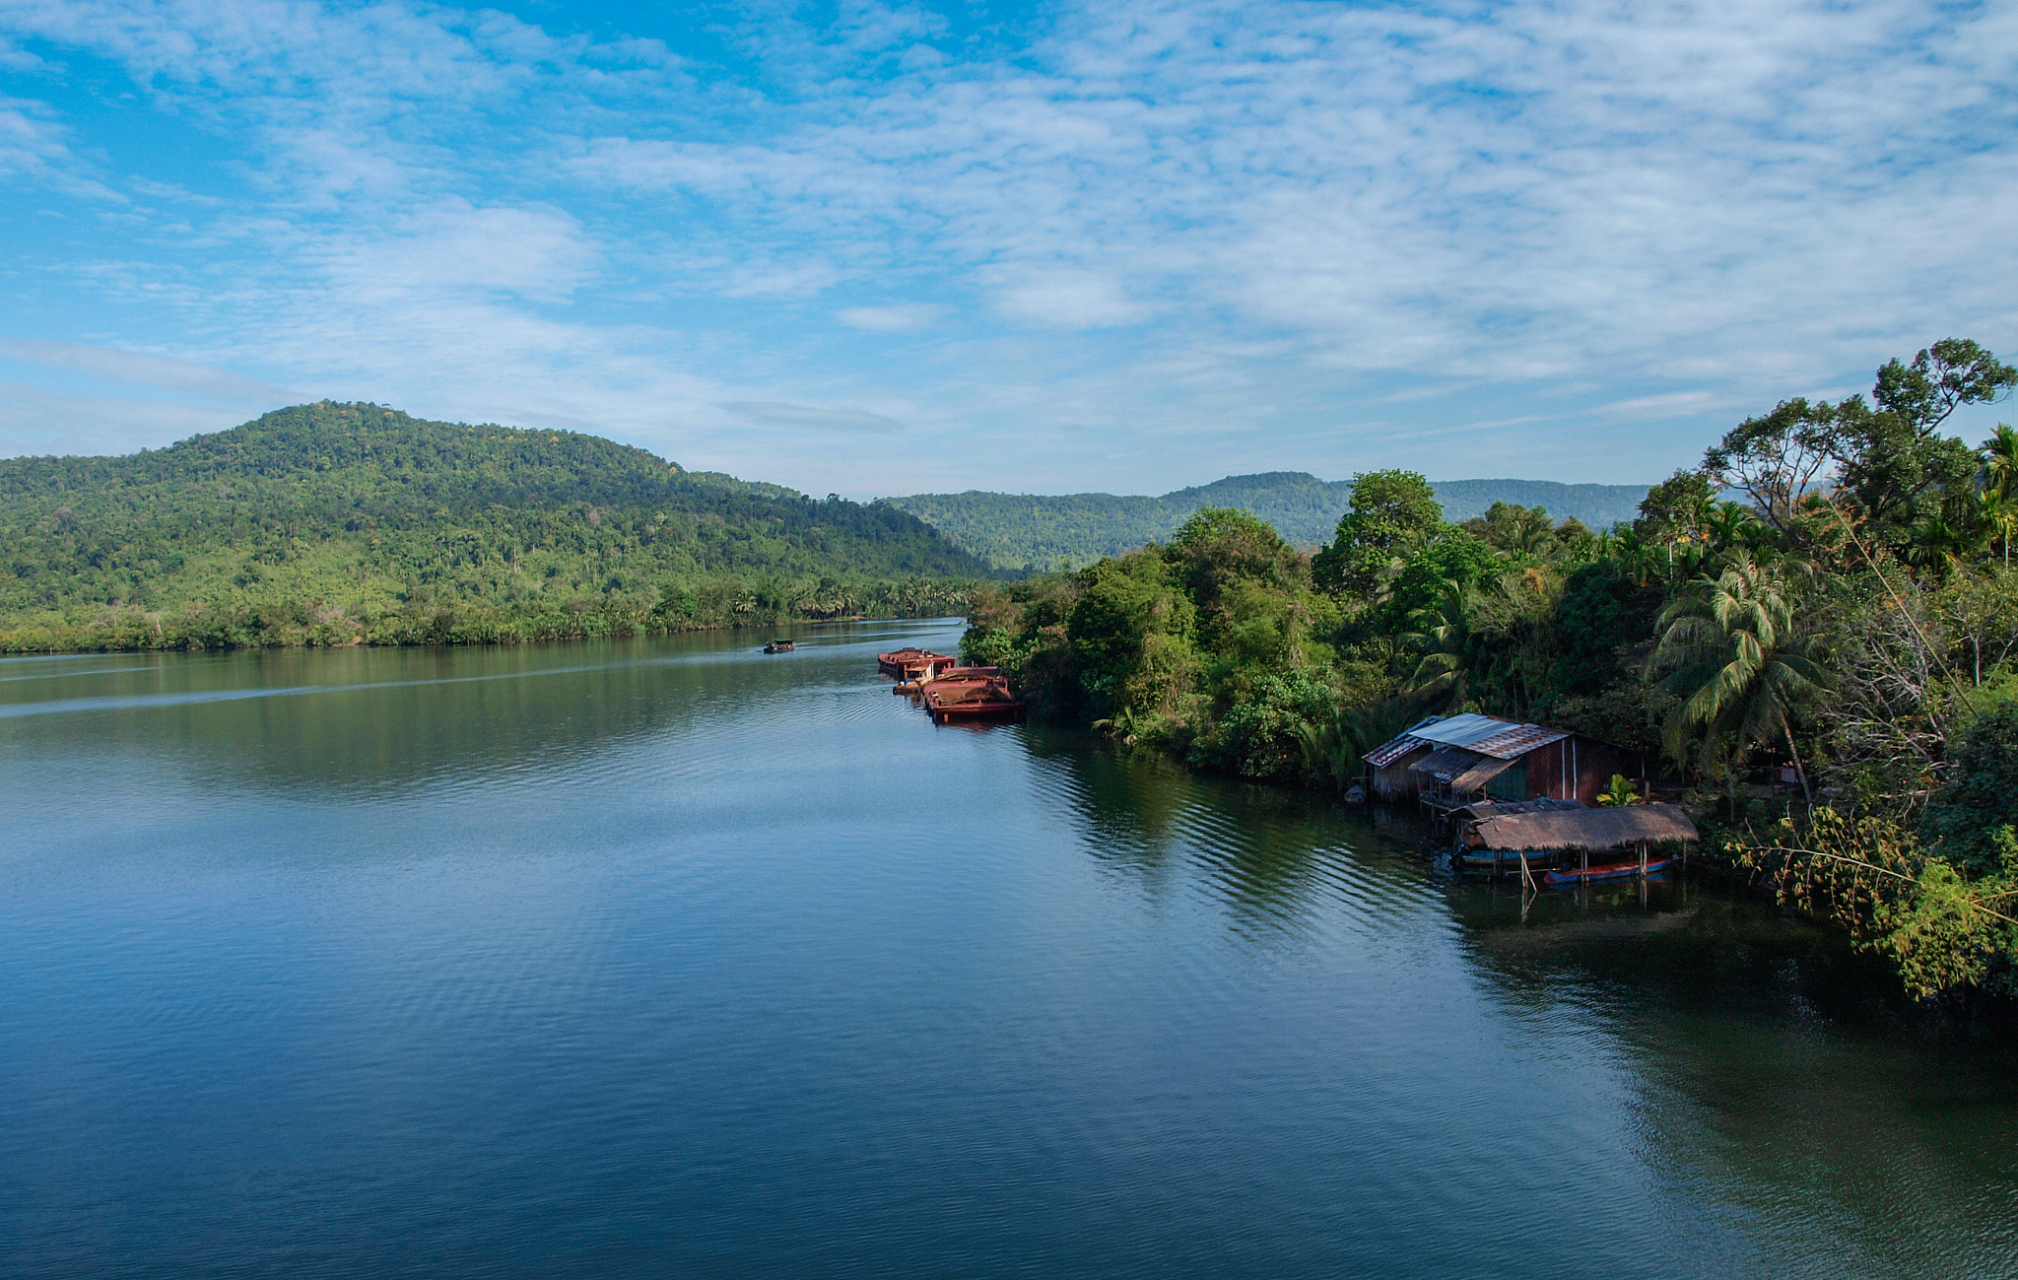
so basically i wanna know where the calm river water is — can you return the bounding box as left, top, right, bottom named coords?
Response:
left=4, top=619, right=2016, bottom=1278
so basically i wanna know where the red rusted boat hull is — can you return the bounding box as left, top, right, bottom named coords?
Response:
left=931, top=701, right=1026, bottom=722
left=922, top=678, right=1026, bottom=723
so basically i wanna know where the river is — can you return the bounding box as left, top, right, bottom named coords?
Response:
left=3, top=619, right=2015, bottom=1278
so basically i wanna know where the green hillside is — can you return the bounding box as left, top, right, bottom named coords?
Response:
left=882, top=472, right=1652, bottom=569
left=0, top=401, right=989, bottom=651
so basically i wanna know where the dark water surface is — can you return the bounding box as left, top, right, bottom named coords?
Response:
left=4, top=620, right=2016, bottom=1278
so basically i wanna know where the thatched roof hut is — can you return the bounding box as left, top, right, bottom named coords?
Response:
left=1462, top=804, right=1698, bottom=852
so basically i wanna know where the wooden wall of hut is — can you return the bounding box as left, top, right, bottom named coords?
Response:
left=1519, top=736, right=1633, bottom=805
left=1370, top=750, right=1428, bottom=802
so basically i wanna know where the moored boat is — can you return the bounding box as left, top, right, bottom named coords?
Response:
left=1452, top=847, right=1565, bottom=875
left=1545, top=857, right=1671, bottom=886
left=921, top=673, right=1026, bottom=723
left=878, top=647, right=960, bottom=679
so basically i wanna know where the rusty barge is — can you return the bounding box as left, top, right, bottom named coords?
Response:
left=878, top=649, right=1026, bottom=723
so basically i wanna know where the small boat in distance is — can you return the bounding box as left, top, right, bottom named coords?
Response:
left=764, top=639, right=796, bottom=654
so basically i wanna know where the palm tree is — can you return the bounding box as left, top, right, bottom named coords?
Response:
left=1902, top=509, right=1982, bottom=577
left=1981, top=489, right=2018, bottom=570
left=1646, top=551, right=1829, bottom=803
left=1704, top=500, right=1765, bottom=554
left=1984, top=423, right=2018, bottom=500
left=1402, top=577, right=1486, bottom=708
left=1980, top=425, right=2018, bottom=567
left=1610, top=527, right=1662, bottom=587
left=1291, top=686, right=1448, bottom=792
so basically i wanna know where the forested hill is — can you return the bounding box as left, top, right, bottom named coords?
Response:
left=883, top=473, right=1652, bottom=570
left=0, top=402, right=989, bottom=651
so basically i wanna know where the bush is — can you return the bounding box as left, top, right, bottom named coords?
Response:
left=1923, top=704, right=2018, bottom=876
left=1186, top=672, right=1340, bottom=780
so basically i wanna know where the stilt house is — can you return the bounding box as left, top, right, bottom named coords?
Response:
left=1361, top=713, right=1635, bottom=809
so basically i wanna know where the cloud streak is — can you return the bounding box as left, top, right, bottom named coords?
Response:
left=0, top=338, right=297, bottom=404
left=725, top=400, right=905, bottom=434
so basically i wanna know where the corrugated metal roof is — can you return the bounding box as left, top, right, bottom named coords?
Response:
left=1362, top=715, right=1448, bottom=767
left=1364, top=713, right=1580, bottom=766
left=1406, top=712, right=1573, bottom=760
left=1408, top=713, right=1515, bottom=748
left=1407, top=745, right=1483, bottom=778
left=1364, top=735, right=1429, bottom=768
left=1454, top=797, right=1587, bottom=820
left=1448, top=753, right=1521, bottom=792
left=1467, top=723, right=1572, bottom=759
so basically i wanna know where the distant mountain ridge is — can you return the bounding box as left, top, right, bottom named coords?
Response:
left=881, top=472, right=1652, bottom=570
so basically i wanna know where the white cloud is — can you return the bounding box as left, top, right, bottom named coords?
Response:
left=724, top=400, right=905, bottom=433
left=0, top=338, right=297, bottom=404
left=986, top=269, right=1147, bottom=330
left=836, top=303, right=945, bottom=332
left=311, top=202, right=600, bottom=303
left=0, top=95, right=121, bottom=199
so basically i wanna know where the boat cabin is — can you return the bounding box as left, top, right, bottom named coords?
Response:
left=878, top=648, right=961, bottom=679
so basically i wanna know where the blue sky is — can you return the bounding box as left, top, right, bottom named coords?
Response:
left=2, top=0, right=2014, bottom=498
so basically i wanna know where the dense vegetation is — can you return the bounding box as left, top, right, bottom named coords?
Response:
left=884, top=474, right=1653, bottom=569
left=0, top=402, right=989, bottom=650
left=961, top=340, right=2018, bottom=1010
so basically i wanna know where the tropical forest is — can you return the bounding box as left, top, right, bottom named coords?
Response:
left=956, top=340, right=2018, bottom=1009
left=0, top=401, right=988, bottom=651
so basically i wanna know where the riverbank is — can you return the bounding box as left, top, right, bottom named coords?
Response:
left=0, top=585, right=975, bottom=654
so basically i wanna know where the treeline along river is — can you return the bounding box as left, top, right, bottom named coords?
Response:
left=3, top=621, right=2015, bottom=1278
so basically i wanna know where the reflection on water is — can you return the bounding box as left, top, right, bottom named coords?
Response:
left=2, top=623, right=2015, bottom=1280
left=0, top=625, right=901, bottom=800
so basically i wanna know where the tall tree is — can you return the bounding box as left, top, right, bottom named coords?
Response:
left=1702, top=401, right=1839, bottom=531
left=1313, top=470, right=1443, bottom=601
left=1832, top=340, right=2016, bottom=535
left=1702, top=341, right=2016, bottom=543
